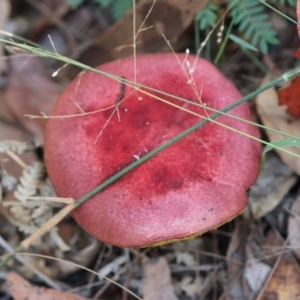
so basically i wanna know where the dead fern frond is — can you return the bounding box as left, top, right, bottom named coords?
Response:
left=0, top=140, right=33, bottom=154
left=13, top=161, right=44, bottom=203
left=1, top=172, right=18, bottom=191
left=3, top=161, right=70, bottom=251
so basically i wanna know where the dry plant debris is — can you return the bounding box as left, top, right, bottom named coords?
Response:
left=247, top=152, right=297, bottom=220
left=64, top=0, right=209, bottom=78
left=0, top=139, right=101, bottom=281
left=0, top=140, right=68, bottom=251
left=256, top=73, right=300, bottom=173
left=259, top=250, right=300, bottom=299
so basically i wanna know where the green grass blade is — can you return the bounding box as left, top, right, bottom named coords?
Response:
left=229, top=34, right=258, bottom=51
left=263, top=139, right=300, bottom=154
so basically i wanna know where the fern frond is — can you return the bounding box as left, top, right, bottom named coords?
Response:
left=94, top=0, right=112, bottom=8
left=195, top=1, right=218, bottom=30
left=270, top=0, right=296, bottom=6
left=13, top=161, right=44, bottom=203
left=110, top=0, right=132, bottom=20
left=0, top=140, right=32, bottom=154
left=67, top=0, right=84, bottom=9
left=228, top=0, right=279, bottom=53
left=67, top=0, right=112, bottom=9
left=4, top=160, right=69, bottom=251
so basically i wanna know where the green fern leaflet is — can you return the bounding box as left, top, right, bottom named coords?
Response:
left=229, top=0, right=279, bottom=53
left=195, top=1, right=218, bottom=30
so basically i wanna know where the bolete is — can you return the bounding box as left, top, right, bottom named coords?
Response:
left=45, top=53, right=261, bottom=248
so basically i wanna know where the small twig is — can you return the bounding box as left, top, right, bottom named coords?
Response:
left=25, top=104, right=118, bottom=119
left=5, top=150, right=27, bottom=169
left=26, top=196, right=74, bottom=204
left=136, top=0, right=156, bottom=38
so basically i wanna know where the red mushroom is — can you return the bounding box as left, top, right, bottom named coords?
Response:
left=45, top=53, right=261, bottom=248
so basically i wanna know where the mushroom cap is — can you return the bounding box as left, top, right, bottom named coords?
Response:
left=45, top=53, right=261, bottom=248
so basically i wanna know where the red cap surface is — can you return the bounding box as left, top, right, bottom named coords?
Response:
left=45, top=53, right=261, bottom=247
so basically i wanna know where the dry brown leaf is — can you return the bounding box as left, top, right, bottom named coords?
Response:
left=247, top=153, right=297, bottom=220
left=255, top=74, right=300, bottom=174
left=0, top=96, right=36, bottom=179
left=142, top=256, right=178, bottom=300
left=260, top=251, right=300, bottom=299
left=6, top=271, right=87, bottom=300
left=4, top=56, right=60, bottom=140
left=288, top=195, right=300, bottom=261
left=278, top=77, right=300, bottom=118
